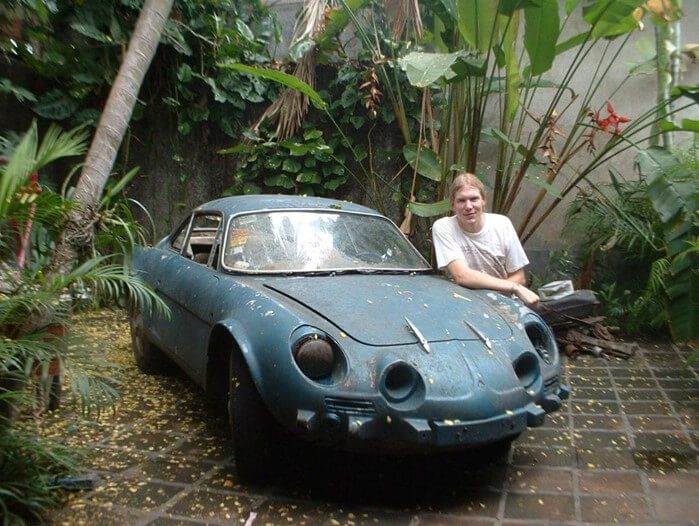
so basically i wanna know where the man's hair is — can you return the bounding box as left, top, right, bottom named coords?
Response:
left=449, top=172, right=485, bottom=201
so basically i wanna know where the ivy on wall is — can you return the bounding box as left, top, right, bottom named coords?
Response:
left=0, top=0, right=280, bottom=138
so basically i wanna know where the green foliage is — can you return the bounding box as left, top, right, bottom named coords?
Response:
left=636, top=143, right=698, bottom=342
left=0, top=415, right=80, bottom=525
left=388, top=0, right=696, bottom=244
left=403, top=144, right=442, bottom=181
left=222, top=126, right=349, bottom=196
left=566, top=176, right=666, bottom=335
left=223, top=57, right=423, bottom=203
left=566, top=139, right=698, bottom=342
left=222, top=64, right=327, bottom=111
left=1, top=0, right=280, bottom=138
left=0, top=78, right=36, bottom=103
left=0, top=122, right=168, bottom=520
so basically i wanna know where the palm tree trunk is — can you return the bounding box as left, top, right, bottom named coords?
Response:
left=48, top=0, right=174, bottom=276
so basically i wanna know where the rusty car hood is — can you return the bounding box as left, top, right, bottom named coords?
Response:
left=262, top=274, right=513, bottom=346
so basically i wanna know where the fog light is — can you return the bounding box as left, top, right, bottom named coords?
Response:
left=514, top=353, right=539, bottom=388
left=383, top=362, right=418, bottom=402
left=294, top=337, right=335, bottom=379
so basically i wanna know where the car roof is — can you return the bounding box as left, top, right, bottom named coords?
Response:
left=194, top=194, right=380, bottom=216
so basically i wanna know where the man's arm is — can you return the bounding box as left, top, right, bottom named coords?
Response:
left=447, top=259, right=540, bottom=306
left=507, top=268, right=527, bottom=286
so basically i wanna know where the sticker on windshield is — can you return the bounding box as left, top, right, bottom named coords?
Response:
left=230, top=229, right=251, bottom=247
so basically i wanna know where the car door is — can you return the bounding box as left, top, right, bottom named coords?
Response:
left=163, top=212, right=223, bottom=381
left=144, top=215, right=192, bottom=356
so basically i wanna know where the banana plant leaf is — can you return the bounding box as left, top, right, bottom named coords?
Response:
left=582, top=0, right=646, bottom=39
left=636, top=146, right=699, bottom=342
left=398, top=52, right=461, bottom=87
left=402, top=145, right=442, bottom=181
left=408, top=199, right=451, bottom=218
left=523, top=0, right=559, bottom=75
left=220, top=64, right=327, bottom=111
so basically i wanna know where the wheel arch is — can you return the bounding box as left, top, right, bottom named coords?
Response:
left=205, top=320, right=261, bottom=402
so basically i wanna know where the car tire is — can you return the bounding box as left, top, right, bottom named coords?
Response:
left=228, top=350, right=283, bottom=484
left=129, top=308, right=168, bottom=374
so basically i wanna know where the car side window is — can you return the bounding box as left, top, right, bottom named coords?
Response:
left=170, top=217, right=191, bottom=253
left=185, top=213, right=222, bottom=265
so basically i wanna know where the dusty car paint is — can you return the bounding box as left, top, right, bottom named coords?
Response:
left=132, top=195, right=569, bottom=453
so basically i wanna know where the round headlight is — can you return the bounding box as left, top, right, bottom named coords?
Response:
left=294, top=337, right=336, bottom=379
left=525, top=322, right=553, bottom=364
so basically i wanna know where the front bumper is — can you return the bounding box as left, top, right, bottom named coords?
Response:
left=296, top=384, right=570, bottom=452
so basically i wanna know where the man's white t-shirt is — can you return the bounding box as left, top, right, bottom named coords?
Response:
left=432, top=213, right=529, bottom=279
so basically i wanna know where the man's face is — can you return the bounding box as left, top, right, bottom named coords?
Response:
left=451, top=185, right=486, bottom=233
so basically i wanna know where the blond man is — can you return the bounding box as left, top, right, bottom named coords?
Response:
left=432, top=173, right=540, bottom=306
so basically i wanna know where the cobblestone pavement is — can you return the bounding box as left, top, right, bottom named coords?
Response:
left=43, top=311, right=698, bottom=525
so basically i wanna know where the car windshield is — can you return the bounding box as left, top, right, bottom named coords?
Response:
left=223, top=210, right=430, bottom=273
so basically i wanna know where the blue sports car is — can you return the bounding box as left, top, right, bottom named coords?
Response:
left=130, top=195, right=569, bottom=481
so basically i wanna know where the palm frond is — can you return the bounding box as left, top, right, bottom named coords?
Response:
left=99, top=166, right=139, bottom=208
left=647, top=257, right=670, bottom=293
left=292, top=0, right=329, bottom=46
left=126, top=198, right=157, bottom=245
left=0, top=290, right=64, bottom=329
left=50, top=258, right=169, bottom=319
left=0, top=122, right=88, bottom=223
left=0, top=123, right=38, bottom=221
left=61, top=341, right=121, bottom=416
left=567, top=179, right=663, bottom=261
left=33, top=124, right=89, bottom=173
left=0, top=336, right=56, bottom=375
left=3, top=192, right=71, bottom=232
left=260, top=54, right=317, bottom=140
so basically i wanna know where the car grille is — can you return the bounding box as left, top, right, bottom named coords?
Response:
left=544, top=375, right=559, bottom=395
left=325, top=397, right=375, bottom=416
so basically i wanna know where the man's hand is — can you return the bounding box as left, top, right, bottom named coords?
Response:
left=447, top=259, right=540, bottom=306
left=512, top=283, right=540, bottom=307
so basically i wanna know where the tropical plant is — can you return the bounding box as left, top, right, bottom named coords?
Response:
left=393, top=0, right=697, bottom=242
left=0, top=407, right=80, bottom=525
left=0, top=122, right=167, bottom=522
left=636, top=140, right=698, bottom=342
left=223, top=0, right=695, bottom=245
left=566, top=136, right=698, bottom=342
left=45, top=0, right=173, bottom=280
left=221, top=126, right=349, bottom=196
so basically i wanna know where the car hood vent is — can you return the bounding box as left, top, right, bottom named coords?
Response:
left=264, top=274, right=513, bottom=346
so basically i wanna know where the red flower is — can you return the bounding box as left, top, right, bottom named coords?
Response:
left=594, top=101, right=631, bottom=135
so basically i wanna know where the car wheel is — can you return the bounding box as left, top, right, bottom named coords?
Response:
left=227, top=350, right=283, bottom=484
left=129, top=308, right=168, bottom=374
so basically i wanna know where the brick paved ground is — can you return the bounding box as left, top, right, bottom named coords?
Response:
left=44, top=311, right=698, bottom=525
